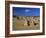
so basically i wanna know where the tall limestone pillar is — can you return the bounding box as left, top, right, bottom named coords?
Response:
left=23, top=17, right=27, bottom=26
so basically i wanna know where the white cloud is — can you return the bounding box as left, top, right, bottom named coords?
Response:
left=25, top=9, right=29, bottom=12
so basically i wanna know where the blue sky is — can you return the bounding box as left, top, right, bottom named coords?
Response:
left=13, top=7, right=40, bottom=16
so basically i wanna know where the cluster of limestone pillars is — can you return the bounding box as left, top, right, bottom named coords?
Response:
left=24, top=17, right=34, bottom=26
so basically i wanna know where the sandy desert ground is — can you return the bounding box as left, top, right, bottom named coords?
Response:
left=13, top=16, right=40, bottom=31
